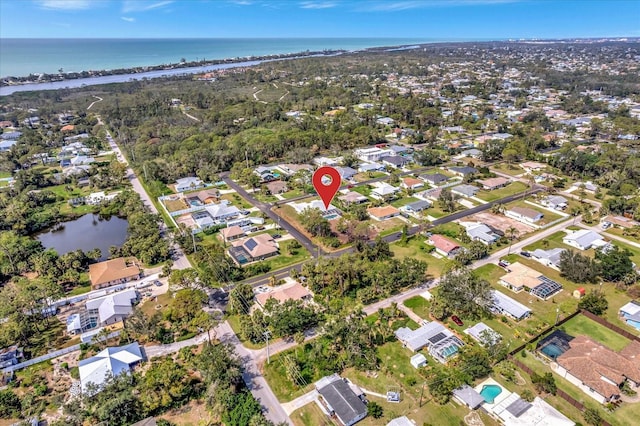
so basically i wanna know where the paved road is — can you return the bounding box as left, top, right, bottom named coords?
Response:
left=223, top=176, right=322, bottom=257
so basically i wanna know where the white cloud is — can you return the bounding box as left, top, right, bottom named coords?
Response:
left=122, top=0, right=174, bottom=13
left=229, top=0, right=254, bottom=5
left=121, top=16, right=135, bottom=22
left=300, top=1, right=337, bottom=9
left=363, top=0, right=520, bottom=12
left=37, top=0, right=92, bottom=10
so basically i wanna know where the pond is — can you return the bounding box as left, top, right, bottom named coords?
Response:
left=36, top=214, right=128, bottom=261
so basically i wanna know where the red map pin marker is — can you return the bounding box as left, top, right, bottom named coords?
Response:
left=312, top=166, right=342, bottom=210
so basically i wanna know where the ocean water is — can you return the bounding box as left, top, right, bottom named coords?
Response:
left=0, top=37, right=434, bottom=78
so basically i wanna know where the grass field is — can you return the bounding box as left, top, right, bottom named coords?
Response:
left=605, top=227, right=640, bottom=245
left=290, top=403, right=334, bottom=426
left=390, top=196, right=419, bottom=208
left=558, top=314, right=631, bottom=351
left=403, top=295, right=431, bottom=319
left=391, top=237, right=452, bottom=278
left=476, top=181, right=528, bottom=202
left=220, top=192, right=253, bottom=209
left=257, top=239, right=311, bottom=271
left=492, top=163, right=525, bottom=176
left=0, top=171, right=11, bottom=179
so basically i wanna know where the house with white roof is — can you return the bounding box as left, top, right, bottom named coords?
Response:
left=204, top=202, right=240, bottom=222
left=541, top=195, right=568, bottom=210
left=355, top=147, right=393, bottom=162
left=531, top=248, right=566, bottom=270
left=291, top=200, right=339, bottom=218
left=370, top=182, right=400, bottom=200
left=460, top=222, right=499, bottom=245
left=562, top=230, right=608, bottom=251
left=490, top=290, right=531, bottom=321
left=464, top=322, right=501, bottom=345
left=175, top=177, right=205, bottom=193
left=79, top=342, right=144, bottom=395
left=619, top=301, right=640, bottom=331
left=395, top=322, right=464, bottom=363
left=84, top=288, right=139, bottom=327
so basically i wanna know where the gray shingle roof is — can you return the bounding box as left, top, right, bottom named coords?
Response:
left=317, top=376, right=367, bottom=425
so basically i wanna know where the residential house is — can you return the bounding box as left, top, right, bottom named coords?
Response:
left=315, top=374, right=367, bottom=426
left=67, top=155, right=95, bottom=167
left=276, top=163, right=313, bottom=176
left=229, top=234, right=279, bottom=265
left=464, top=322, right=501, bottom=345
left=451, top=184, right=479, bottom=198
left=204, top=202, right=241, bottom=222
left=448, top=166, right=478, bottom=177
left=555, top=336, right=640, bottom=403
left=476, top=177, right=510, bottom=190
left=415, top=187, right=443, bottom=202
left=191, top=211, right=215, bottom=229
left=291, top=200, right=339, bottom=218
left=368, top=206, right=401, bottom=221
left=253, top=166, right=279, bottom=182
left=0, top=140, right=18, bottom=151
left=220, top=225, right=245, bottom=242
left=265, top=180, right=288, bottom=194
left=460, top=222, right=499, bottom=245
left=490, top=289, right=531, bottom=321
left=336, top=166, right=357, bottom=181
left=376, top=117, right=395, bottom=126
left=602, top=215, right=640, bottom=230
left=505, top=206, right=544, bottom=224
left=370, top=182, right=400, bottom=200
left=452, top=385, right=485, bottom=410
left=387, top=417, right=415, bottom=426
left=357, top=162, right=385, bottom=173
left=0, top=131, right=21, bottom=140
left=419, top=173, right=448, bottom=186
left=82, top=288, right=139, bottom=329
left=186, top=189, right=219, bottom=205
left=313, top=156, right=339, bottom=167
left=255, top=282, right=312, bottom=308
left=355, top=147, right=393, bottom=162
left=619, top=301, right=640, bottom=331
left=499, top=262, right=563, bottom=300
left=89, top=258, right=141, bottom=290
left=0, top=345, right=24, bottom=369
left=410, top=353, right=427, bottom=369
left=542, top=195, right=568, bottom=210
left=175, top=177, right=205, bottom=193
left=562, top=230, right=608, bottom=251
left=338, top=191, right=368, bottom=205
left=131, top=418, right=158, bottom=426
left=520, top=161, right=546, bottom=173
left=461, top=148, right=482, bottom=158
left=79, top=342, right=144, bottom=395
left=531, top=248, right=566, bottom=270
left=381, top=156, right=410, bottom=169
left=428, top=234, right=461, bottom=258
left=402, top=177, right=424, bottom=191
left=498, top=396, right=575, bottom=426
left=572, top=181, right=598, bottom=193
left=394, top=322, right=464, bottom=363
left=400, top=200, right=431, bottom=215
left=388, top=145, right=411, bottom=155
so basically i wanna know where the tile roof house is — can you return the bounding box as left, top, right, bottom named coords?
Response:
left=419, top=173, right=449, bottom=186
left=499, top=262, right=563, bottom=300
left=338, top=191, right=368, bottom=205
left=186, top=189, right=219, bottom=204
left=490, top=289, right=531, bottom=321
left=556, top=336, right=640, bottom=403
left=89, top=258, right=141, bottom=290
left=255, top=282, right=313, bottom=308
left=79, top=342, right=143, bottom=395
left=368, top=205, right=401, bottom=221
left=315, top=374, right=367, bottom=426
left=505, top=206, right=543, bottom=224
left=428, top=234, right=461, bottom=257
left=229, top=234, right=279, bottom=265
left=402, top=177, right=424, bottom=190
left=265, top=180, right=288, bottom=194
left=395, top=322, right=464, bottom=363
left=476, top=177, right=510, bottom=190
left=220, top=225, right=245, bottom=242
left=562, top=230, right=608, bottom=251
left=451, top=184, right=479, bottom=198
left=175, top=177, right=205, bottom=193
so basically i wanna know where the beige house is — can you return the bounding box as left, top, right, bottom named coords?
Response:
left=89, top=258, right=141, bottom=290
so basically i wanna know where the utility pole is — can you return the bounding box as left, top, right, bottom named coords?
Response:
left=192, top=232, right=197, bottom=253
left=245, top=149, right=249, bottom=169
left=264, top=330, right=271, bottom=364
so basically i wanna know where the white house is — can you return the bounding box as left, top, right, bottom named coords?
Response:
left=79, top=342, right=143, bottom=395
left=355, top=147, right=393, bottom=162
left=505, top=206, right=543, bottom=224
left=542, top=195, right=568, bottom=210
left=370, top=182, right=400, bottom=200
left=410, top=353, right=427, bottom=369
left=175, top=177, right=205, bottom=192
left=562, top=230, right=608, bottom=251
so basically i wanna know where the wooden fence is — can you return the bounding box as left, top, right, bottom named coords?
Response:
left=581, top=309, right=640, bottom=342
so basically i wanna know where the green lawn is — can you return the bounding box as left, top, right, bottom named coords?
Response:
left=424, top=204, right=452, bottom=219
left=226, top=315, right=266, bottom=350
left=476, top=181, right=528, bottom=202
left=390, top=196, right=419, bottom=208
left=255, top=239, right=311, bottom=271
left=491, top=163, right=526, bottom=176
left=254, top=192, right=280, bottom=203
left=558, top=314, right=631, bottom=351
left=0, top=171, right=11, bottom=179
left=404, top=295, right=431, bottom=319
left=263, top=351, right=314, bottom=401
left=281, top=189, right=306, bottom=199
left=290, top=403, right=334, bottom=426
left=67, top=283, right=92, bottom=296
left=391, top=237, right=453, bottom=278
left=354, top=172, right=386, bottom=182
left=220, top=192, right=253, bottom=209
left=605, top=227, right=640, bottom=245
left=352, top=185, right=372, bottom=197
left=612, top=239, right=640, bottom=267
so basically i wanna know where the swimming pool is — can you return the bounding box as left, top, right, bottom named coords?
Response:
left=324, top=214, right=340, bottom=220
left=480, top=384, right=502, bottom=404
left=540, top=342, right=565, bottom=359
left=441, top=344, right=459, bottom=358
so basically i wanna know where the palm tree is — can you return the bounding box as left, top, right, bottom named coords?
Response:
left=507, top=226, right=519, bottom=255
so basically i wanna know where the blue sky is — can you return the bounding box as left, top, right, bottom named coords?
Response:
left=1, top=0, right=638, bottom=39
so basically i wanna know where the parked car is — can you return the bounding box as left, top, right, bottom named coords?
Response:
left=451, top=315, right=464, bottom=326
left=347, top=184, right=354, bottom=189
left=498, top=261, right=509, bottom=268
left=154, top=280, right=163, bottom=287
left=272, top=234, right=282, bottom=239
left=520, top=251, right=531, bottom=257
